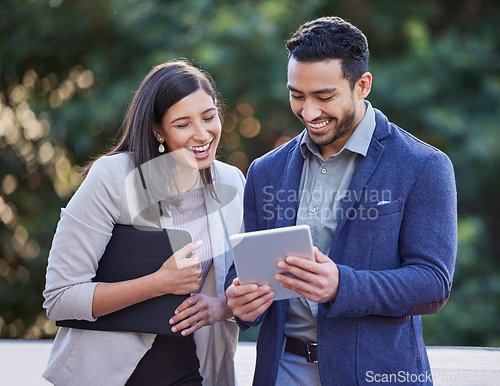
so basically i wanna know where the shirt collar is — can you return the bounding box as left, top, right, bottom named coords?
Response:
left=300, top=100, right=376, bottom=159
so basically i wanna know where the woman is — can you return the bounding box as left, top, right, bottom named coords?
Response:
left=42, top=60, right=244, bottom=385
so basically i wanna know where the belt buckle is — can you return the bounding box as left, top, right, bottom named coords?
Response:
left=306, top=342, right=318, bottom=363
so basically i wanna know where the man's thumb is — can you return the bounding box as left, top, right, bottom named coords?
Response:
left=313, top=246, right=331, bottom=263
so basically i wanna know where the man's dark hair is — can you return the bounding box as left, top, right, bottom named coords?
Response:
left=286, top=16, right=369, bottom=89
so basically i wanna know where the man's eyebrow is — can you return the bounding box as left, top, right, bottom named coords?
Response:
left=312, top=88, right=337, bottom=94
left=287, top=85, right=302, bottom=93
left=287, top=86, right=337, bottom=94
left=170, top=108, right=216, bottom=124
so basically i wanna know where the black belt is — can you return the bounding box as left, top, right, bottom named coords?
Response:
left=285, top=336, right=318, bottom=363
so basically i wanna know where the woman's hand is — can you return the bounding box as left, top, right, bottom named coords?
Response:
left=152, top=240, right=203, bottom=296
left=92, top=240, right=203, bottom=318
left=169, top=294, right=233, bottom=336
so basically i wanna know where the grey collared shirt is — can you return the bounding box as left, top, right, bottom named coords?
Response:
left=284, top=101, right=376, bottom=342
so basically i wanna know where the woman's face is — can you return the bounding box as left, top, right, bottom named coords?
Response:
left=156, top=88, right=221, bottom=171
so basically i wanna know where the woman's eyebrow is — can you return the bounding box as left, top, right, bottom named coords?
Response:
left=170, top=108, right=216, bottom=124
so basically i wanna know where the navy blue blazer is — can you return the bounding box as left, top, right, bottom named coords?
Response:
left=226, top=109, right=457, bottom=385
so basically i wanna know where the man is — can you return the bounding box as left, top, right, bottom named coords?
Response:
left=225, top=16, right=457, bottom=385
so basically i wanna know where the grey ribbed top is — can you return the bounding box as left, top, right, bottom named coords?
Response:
left=171, top=180, right=213, bottom=293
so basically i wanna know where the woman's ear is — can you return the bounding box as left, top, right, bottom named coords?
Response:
left=152, top=124, right=162, bottom=141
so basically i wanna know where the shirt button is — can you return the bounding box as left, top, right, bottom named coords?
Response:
left=311, top=207, right=317, bottom=213
left=321, top=168, right=327, bottom=174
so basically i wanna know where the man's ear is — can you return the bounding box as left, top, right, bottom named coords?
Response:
left=356, top=72, right=372, bottom=100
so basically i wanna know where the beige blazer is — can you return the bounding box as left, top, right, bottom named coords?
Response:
left=42, top=153, right=244, bottom=385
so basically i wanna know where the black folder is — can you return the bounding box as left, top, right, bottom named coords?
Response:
left=56, top=224, right=192, bottom=336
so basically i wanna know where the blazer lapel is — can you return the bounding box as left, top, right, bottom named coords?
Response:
left=203, top=188, right=226, bottom=297
left=203, top=180, right=244, bottom=297
left=274, top=138, right=305, bottom=229
left=334, top=110, right=391, bottom=240
left=334, top=137, right=385, bottom=240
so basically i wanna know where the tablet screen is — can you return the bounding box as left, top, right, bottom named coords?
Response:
left=229, top=225, right=314, bottom=300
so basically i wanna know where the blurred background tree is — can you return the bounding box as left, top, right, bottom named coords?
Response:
left=1, top=0, right=499, bottom=346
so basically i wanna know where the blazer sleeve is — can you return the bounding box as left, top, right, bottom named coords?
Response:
left=326, top=151, right=457, bottom=320
left=224, top=161, right=268, bottom=330
left=224, top=160, right=259, bottom=290
left=43, top=155, right=125, bottom=321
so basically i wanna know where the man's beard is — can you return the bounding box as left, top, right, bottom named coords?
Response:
left=308, top=104, right=357, bottom=148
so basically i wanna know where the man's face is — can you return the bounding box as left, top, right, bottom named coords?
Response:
left=287, top=57, right=368, bottom=158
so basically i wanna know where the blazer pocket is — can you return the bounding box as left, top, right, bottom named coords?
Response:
left=364, top=198, right=402, bottom=217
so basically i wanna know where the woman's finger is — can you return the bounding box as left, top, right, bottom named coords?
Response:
left=173, top=296, right=196, bottom=316
left=174, top=241, right=202, bottom=268
left=171, top=311, right=206, bottom=334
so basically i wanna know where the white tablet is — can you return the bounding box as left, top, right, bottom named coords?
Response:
left=229, top=225, right=314, bottom=301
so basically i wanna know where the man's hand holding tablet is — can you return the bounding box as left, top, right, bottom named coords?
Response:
left=226, top=225, right=339, bottom=322
left=274, top=246, right=339, bottom=303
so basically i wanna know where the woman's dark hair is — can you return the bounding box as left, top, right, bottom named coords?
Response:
left=286, top=16, right=369, bottom=89
left=82, top=59, right=220, bottom=198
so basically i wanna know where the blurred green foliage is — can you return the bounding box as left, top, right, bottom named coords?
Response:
left=1, top=0, right=499, bottom=345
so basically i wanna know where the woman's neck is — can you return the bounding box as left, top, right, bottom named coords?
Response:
left=174, top=166, right=200, bottom=193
